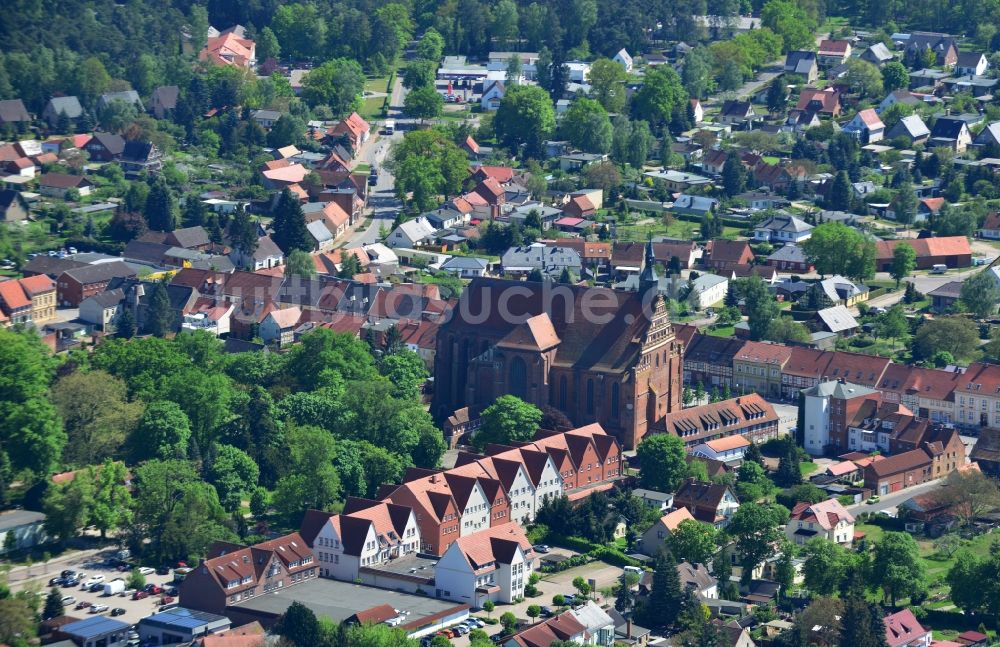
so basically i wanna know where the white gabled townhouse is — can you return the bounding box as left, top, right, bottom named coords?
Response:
left=434, top=523, right=537, bottom=607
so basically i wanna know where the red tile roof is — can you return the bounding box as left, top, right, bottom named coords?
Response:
left=17, top=274, right=55, bottom=295
left=0, top=279, right=30, bottom=310
left=875, top=236, right=971, bottom=260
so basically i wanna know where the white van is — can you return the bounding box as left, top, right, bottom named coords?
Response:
left=623, top=566, right=643, bottom=576
left=931, top=264, right=947, bottom=274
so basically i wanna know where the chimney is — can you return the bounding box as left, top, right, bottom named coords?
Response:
left=430, top=473, right=438, bottom=483
left=626, top=619, right=633, bottom=639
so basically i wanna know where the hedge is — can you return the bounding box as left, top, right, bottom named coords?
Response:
left=589, top=546, right=643, bottom=568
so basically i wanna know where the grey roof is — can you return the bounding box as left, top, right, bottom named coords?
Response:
left=673, top=194, right=718, bottom=213
left=956, top=52, right=986, bottom=67
left=151, top=85, right=179, bottom=110
left=0, top=509, right=45, bottom=531
left=927, top=280, right=964, bottom=298
left=864, top=43, right=894, bottom=62
left=766, top=244, right=809, bottom=264
left=253, top=236, right=283, bottom=260
left=441, top=256, right=489, bottom=270
left=690, top=273, right=728, bottom=292
left=757, top=213, right=813, bottom=234
left=139, top=607, right=229, bottom=631
left=785, top=50, right=817, bottom=74
left=306, top=219, right=334, bottom=243
left=89, top=132, right=126, bottom=155
left=678, top=560, right=717, bottom=592
left=82, top=288, right=125, bottom=309
left=23, top=256, right=87, bottom=277
left=62, top=617, right=130, bottom=639
left=975, top=122, right=1000, bottom=145
left=887, top=114, right=930, bottom=139
left=393, top=217, right=437, bottom=243
left=252, top=109, right=283, bottom=121
left=802, top=380, right=876, bottom=398
left=501, top=243, right=582, bottom=274
left=61, top=261, right=136, bottom=284
left=0, top=99, right=31, bottom=123
left=930, top=117, right=968, bottom=140
left=98, top=90, right=143, bottom=110
left=45, top=96, right=83, bottom=119
left=816, top=304, right=859, bottom=332
left=170, top=226, right=210, bottom=249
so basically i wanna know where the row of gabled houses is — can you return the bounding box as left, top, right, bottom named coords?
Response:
left=676, top=325, right=1000, bottom=437
left=299, top=424, right=621, bottom=594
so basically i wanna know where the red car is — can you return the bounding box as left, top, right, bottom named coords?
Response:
left=75, top=601, right=92, bottom=610
left=133, top=591, right=149, bottom=600
left=160, top=596, right=175, bottom=604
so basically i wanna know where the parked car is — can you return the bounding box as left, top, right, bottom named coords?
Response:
left=138, top=567, right=155, bottom=576
left=121, top=589, right=135, bottom=598
left=89, top=604, right=109, bottom=614
left=453, top=626, right=469, bottom=636
left=867, top=495, right=881, bottom=504
left=156, top=566, right=170, bottom=575
left=533, top=544, right=550, bottom=553
left=132, top=591, right=149, bottom=600
left=49, top=576, right=64, bottom=586
left=144, top=584, right=162, bottom=594
left=539, top=606, right=553, bottom=617
left=111, top=608, right=127, bottom=616
left=61, top=570, right=76, bottom=579
left=75, top=601, right=92, bottom=610
left=61, top=596, right=76, bottom=606
left=62, top=579, right=79, bottom=588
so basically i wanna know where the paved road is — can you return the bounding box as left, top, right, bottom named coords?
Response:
left=847, top=477, right=944, bottom=515
left=341, top=75, right=407, bottom=248
left=861, top=266, right=990, bottom=311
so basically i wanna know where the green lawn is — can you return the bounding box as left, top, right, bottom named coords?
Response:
left=359, top=95, right=385, bottom=120
left=364, top=76, right=391, bottom=94
left=707, top=325, right=735, bottom=337
left=856, top=523, right=1000, bottom=603
left=800, top=461, right=819, bottom=477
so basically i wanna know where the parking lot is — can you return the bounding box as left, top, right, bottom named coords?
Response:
left=39, top=551, right=184, bottom=627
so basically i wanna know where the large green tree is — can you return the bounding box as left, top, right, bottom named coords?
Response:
left=560, top=98, right=613, bottom=153
left=889, top=244, right=917, bottom=288
left=51, top=370, right=143, bottom=467
left=588, top=58, right=628, bottom=112
left=631, top=66, right=686, bottom=127
left=494, top=85, right=555, bottom=158
left=475, top=396, right=543, bottom=450
left=636, top=433, right=689, bottom=491
left=960, top=269, right=1000, bottom=318
left=387, top=129, right=469, bottom=210
left=301, top=58, right=365, bottom=115
left=871, top=532, right=926, bottom=605
left=271, top=189, right=312, bottom=253
left=737, top=276, right=779, bottom=342
left=728, top=503, right=789, bottom=584
left=803, top=221, right=876, bottom=281
left=668, top=519, right=718, bottom=565
left=0, top=329, right=64, bottom=478
left=130, top=459, right=236, bottom=563
left=404, top=85, right=444, bottom=121
left=913, top=316, right=981, bottom=362
left=144, top=177, right=177, bottom=232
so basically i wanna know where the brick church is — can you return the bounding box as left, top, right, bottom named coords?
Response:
left=433, top=243, right=684, bottom=449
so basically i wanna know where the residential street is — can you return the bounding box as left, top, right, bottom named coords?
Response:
left=847, top=478, right=943, bottom=515
left=341, top=75, right=407, bottom=248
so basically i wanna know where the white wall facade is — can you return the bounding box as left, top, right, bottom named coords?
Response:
left=803, top=392, right=831, bottom=456
left=459, top=482, right=491, bottom=536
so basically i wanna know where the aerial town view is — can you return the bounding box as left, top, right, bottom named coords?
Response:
left=3, top=1, right=1000, bottom=646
